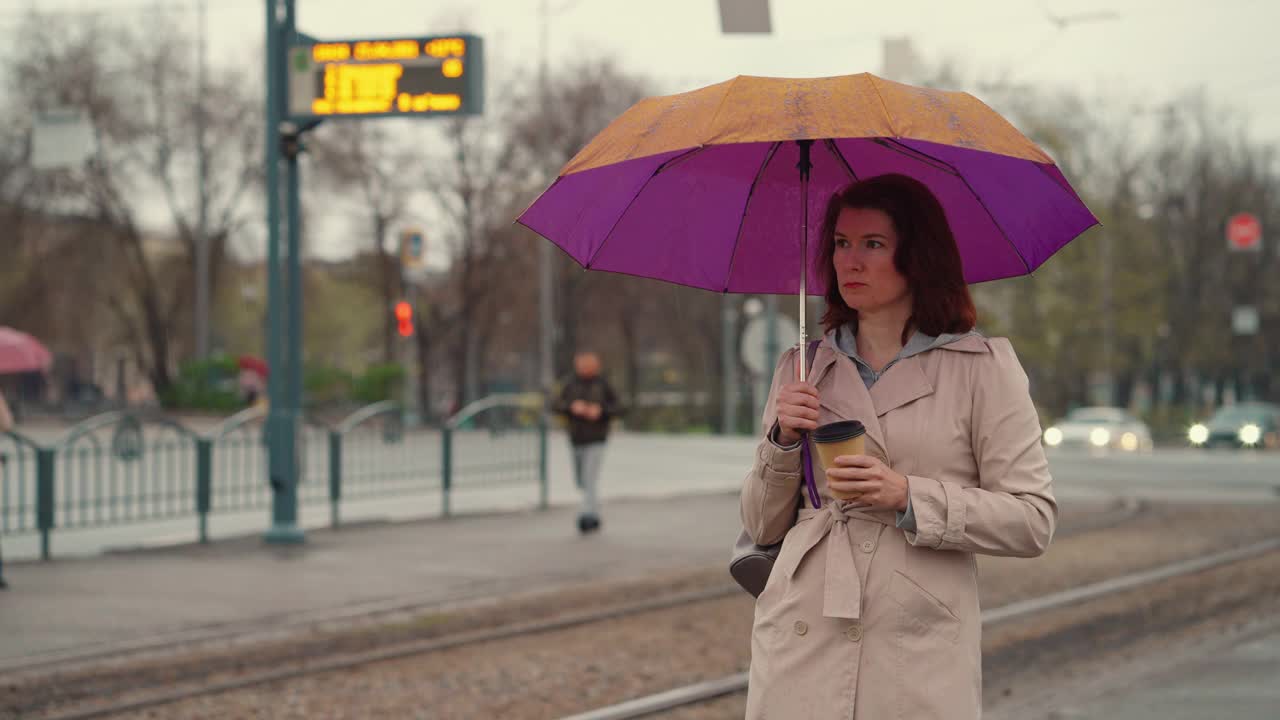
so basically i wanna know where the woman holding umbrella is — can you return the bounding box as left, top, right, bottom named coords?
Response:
left=519, top=72, right=1089, bottom=720
left=741, top=173, right=1056, bottom=718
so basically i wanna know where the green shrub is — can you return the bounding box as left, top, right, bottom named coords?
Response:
left=161, top=354, right=241, bottom=411
left=305, top=365, right=354, bottom=407
left=353, top=364, right=405, bottom=404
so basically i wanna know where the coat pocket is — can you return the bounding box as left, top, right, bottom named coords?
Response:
left=888, top=570, right=960, bottom=645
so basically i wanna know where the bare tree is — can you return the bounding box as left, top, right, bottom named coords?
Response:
left=6, top=11, right=260, bottom=399
left=423, top=116, right=525, bottom=406
left=504, top=59, right=653, bottom=379
left=307, top=122, right=422, bottom=364
left=1142, top=93, right=1280, bottom=406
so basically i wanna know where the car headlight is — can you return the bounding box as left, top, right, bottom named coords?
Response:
left=1043, top=427, right=1063, bottom=447
left=1089, top=428, right=1111, bottom=447
left=1120, top=432, right=1139, bottom=451
left=1239, top=424, right=1262, bottom=446
left=1188, top=424, right=1209, bottom=445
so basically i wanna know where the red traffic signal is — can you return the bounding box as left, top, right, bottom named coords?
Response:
left=394, top=301, right=414, bottom=337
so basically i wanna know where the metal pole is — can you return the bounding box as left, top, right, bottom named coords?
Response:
left=720, top=294, right=737, bottom=434
left=441, top=427, right=453, bottom=517
left=286, top=125, right=304, bottom=483
left=403, top=305, right=420, bottom=427
left=328, top=430, right=342, bottom=528
left=195, top=438, right=212, bottom=543
left=36, top=448, right=54, bottom=561
left=263, top=0, right=284, bottom=507
left=763, top=294, right=779, bottom=423
left=194, top=0, right=210, bottom=358
left=538, top=0, right=556, bottom=398
left=402, top=258, right=420, bottom=426
left=263, top=0, right=304, bottom=544
left=1101, top=228, right=1114, bottom=406
left=538, top=416, right=549, bottom=509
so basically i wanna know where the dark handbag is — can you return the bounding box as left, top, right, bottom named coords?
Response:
left=729, top=339, right=822, bottom=597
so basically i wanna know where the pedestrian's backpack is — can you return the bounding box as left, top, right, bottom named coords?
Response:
left=729, top=339, right=822, bottom=597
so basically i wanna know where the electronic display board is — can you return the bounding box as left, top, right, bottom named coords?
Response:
left=287, top=34, right=483, bottom=119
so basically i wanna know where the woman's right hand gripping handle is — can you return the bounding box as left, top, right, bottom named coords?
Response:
left=774, top=380, right=820, bottom=446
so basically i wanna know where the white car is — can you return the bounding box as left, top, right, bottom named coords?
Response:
left=1043, top=406, right=1153, bottom=453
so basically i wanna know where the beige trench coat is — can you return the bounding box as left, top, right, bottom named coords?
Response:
left=741, top=333, right=1056, bottom=720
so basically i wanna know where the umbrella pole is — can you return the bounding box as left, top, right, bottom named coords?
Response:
left=797, top=140, right=814, bottom=382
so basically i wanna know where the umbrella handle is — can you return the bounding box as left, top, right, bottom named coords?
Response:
left=797, top=140, right=813, bottom=382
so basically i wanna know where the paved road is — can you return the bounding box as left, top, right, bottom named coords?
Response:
left=1045, top=625, right=1280, bottom=720
left=0, top=491, right=748, bottom=668
left=3, top=432, right=1277, bottom=561
left=1046, top=447, right=1280, bottom=500
left=0, top=489, right=1143, bottom=671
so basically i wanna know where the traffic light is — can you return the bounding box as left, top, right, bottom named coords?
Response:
left=395, top=300, right=414, bottom=337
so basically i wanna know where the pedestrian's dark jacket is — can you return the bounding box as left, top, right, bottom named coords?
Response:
left=553, top=375, right=624, bottom=446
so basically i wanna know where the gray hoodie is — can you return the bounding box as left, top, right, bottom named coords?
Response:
left=833, top=324, right=982, bottom=389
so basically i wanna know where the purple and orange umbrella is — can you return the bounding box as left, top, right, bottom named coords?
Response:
left=518, top=73, right=1097, bottom=379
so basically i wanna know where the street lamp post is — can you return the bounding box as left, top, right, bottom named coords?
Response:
left=195, top=0, right=211, bottom=359
left=720, top=294, right=738, bottom=434
left=764, top=293, right=779, bottom=402
left=717, top=0, right=772, bottom=435
left=535, top=0, right=590, bottom=399
left=538, top=0, right=557, bottom=401
left=263, top=0, right=304, bottom=545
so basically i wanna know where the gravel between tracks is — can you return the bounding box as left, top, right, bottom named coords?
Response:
left=8, top=501, right=1280, bottom=720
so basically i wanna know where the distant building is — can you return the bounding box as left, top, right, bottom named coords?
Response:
left=881, top=36, right=924, bottom=84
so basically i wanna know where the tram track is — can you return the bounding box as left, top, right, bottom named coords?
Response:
left=561, top=536, right=1280, bottom=720
left=11, top=498, right=1280, bottom=720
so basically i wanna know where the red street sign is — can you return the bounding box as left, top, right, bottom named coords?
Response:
left=1227, top=212, right=1262, bottom=251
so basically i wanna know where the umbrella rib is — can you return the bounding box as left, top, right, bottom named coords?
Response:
left=582, top=146, right=706, bottom=270
left=876, top=139, right=961, bottom=176
left=1030, top=162, right=1101, bottom=260
left=868, top=76, right=899, bottom=138
left=884, top=139, right=1032, bottom=275
left=823, top=139, right=859, bottom=181
left=706, top=76, right=742, bottom=144
left=722, top=142, right=781, bottom=293
left=1034, top=162, right=1098, bottom=217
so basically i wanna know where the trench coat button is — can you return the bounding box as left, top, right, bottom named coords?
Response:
left=845, top=623, right=863, bottom=642
left=794, top=620, right=809, bottom=636
left=861, top=540, right=876, bottom=554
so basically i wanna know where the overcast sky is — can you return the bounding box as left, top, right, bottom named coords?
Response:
left=4, top=0, right=1277, bottom=259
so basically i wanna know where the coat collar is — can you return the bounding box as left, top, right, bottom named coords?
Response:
left=808, top=340, right=886, bottom=455
left=933, top=333, right=989, bottom=354
left=807, top=332, right=988, bottom=457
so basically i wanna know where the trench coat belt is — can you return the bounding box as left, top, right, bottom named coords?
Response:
left=782, top=503, right=895, bottom=620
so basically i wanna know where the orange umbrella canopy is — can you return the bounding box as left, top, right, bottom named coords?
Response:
left=559, top=73, right=1053, bottom=176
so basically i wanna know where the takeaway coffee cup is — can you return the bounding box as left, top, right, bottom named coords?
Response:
left=812, top=420, right=867, bottom=501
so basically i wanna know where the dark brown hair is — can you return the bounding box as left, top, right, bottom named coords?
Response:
left=817, top=174, right=977, bottom=343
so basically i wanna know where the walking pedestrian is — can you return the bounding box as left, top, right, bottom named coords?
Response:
left=741, top=175, right=1057, bottom=719
left=553, top=351, right=623, bottom=534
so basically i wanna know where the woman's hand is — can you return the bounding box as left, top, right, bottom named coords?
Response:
left=826, top=455, right=910, bottom=511
left=774, top=382, right=820, bottom=446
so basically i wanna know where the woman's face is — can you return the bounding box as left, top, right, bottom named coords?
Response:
left=832, top=206, right=912, bottom=315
